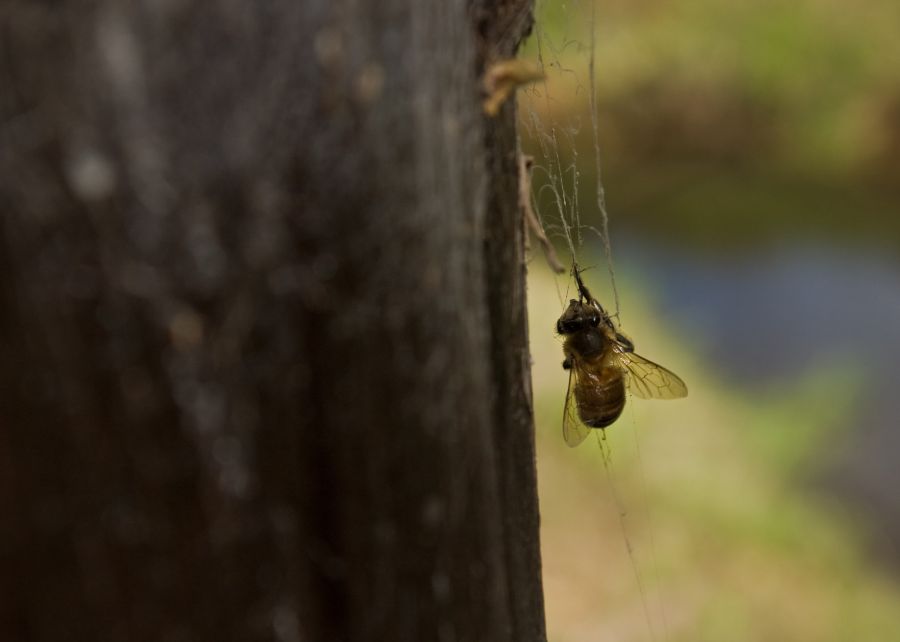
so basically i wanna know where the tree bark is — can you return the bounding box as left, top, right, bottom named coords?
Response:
left=0, top=1, right=544, bottom=641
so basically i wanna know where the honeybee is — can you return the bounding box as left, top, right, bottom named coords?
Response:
left=557, top=268, right=687, bottom=446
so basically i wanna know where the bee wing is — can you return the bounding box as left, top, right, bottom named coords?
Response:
left=616, top=349, right=688, bottom=400
left=562, top=362, right=592, bottom=447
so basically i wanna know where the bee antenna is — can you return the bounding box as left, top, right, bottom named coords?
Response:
left=572, top=262, right=595, bottom=304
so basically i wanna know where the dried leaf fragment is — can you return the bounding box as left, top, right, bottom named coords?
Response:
left=520, top=154, right=565, bottom=274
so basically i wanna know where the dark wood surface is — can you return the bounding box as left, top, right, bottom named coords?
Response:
left=0, top=1, right=545, bottom=640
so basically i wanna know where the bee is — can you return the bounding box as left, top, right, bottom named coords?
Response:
left=557, top=267, right=687, bottom=446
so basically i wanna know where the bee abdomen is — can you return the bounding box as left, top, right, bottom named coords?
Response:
left=576, top=377, right=626, bottom=429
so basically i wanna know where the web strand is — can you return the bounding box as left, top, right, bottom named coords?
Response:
left=628, top=404, right=672, bottom=641
left=588, top=0, right=621, bottom=320
left=595, top=430, right=658, bottom=642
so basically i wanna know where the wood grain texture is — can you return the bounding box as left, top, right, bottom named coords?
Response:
left=0, top=1, right=544, bottom=640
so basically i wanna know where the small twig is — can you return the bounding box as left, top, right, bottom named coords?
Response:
left=520, top=153, right=565, bottom=274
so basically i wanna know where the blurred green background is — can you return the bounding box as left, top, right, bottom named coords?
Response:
left=519, top=0, right=900, bottom=640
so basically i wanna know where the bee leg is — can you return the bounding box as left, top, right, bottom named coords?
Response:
left=615, top=333, right=635, bottom=353
left=562, top=358, right=572, bottom=370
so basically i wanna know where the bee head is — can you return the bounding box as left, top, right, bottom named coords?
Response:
left=556, top=299, right=601, bottom=335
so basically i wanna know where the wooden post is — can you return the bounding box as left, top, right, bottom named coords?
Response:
left=0, top=1, right=545, bottom=640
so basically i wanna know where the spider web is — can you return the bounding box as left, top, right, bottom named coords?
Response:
left=519, top=0, right=621, bottom=319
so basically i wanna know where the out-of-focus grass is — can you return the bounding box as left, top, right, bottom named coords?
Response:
left=530, top=268, right=900, bottom=642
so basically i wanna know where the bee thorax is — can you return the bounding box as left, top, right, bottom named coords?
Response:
left=566, top=328, right=606, bottom=358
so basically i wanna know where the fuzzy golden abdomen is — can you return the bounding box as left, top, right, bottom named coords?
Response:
left=575, top=368, right=627, bottom=428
